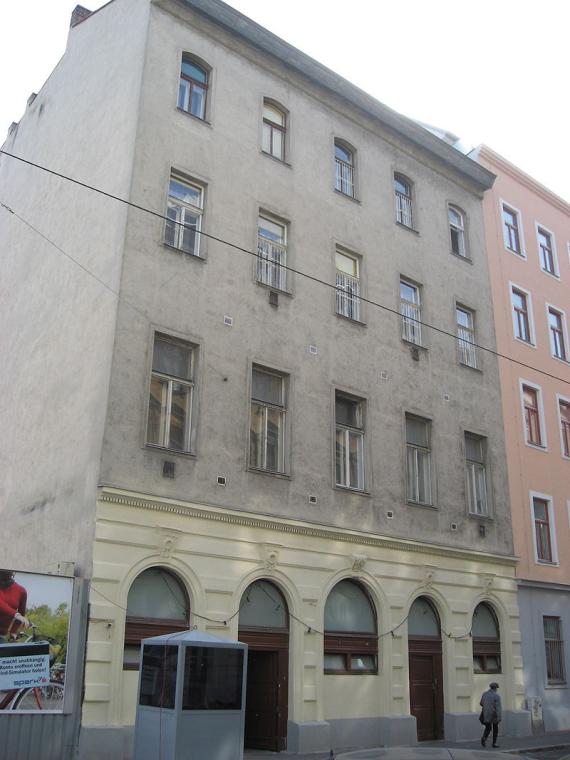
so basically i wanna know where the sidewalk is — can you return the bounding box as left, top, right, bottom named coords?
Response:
left=243, top=730, right=570, bottom=760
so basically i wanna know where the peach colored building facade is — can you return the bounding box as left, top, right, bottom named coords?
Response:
left=475, top=146, right=570, bottom=730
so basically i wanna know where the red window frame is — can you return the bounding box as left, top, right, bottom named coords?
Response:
left=523, top=386, right=542, bottom=445
left=512, top=288, right=531, bottom=342
left=560, top=401, right=570, bottom=457
left=503, top=205, right=521, bottom=253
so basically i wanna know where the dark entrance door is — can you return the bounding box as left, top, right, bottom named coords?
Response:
left=239, top=580, right=289, bottom=752
left=408, top=643, right=444, bottom=740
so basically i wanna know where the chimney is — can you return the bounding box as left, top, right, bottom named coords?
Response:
left=70, top=5, right=92, bottom=28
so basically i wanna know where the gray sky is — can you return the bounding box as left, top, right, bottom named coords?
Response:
left=2, top=0, right=569, bottom=201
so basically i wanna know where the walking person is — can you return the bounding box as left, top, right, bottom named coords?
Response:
left=480, top=682, right=502, bottom=748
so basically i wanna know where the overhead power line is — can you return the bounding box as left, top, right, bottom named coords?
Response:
left=1, top=148, right=569, bottom=388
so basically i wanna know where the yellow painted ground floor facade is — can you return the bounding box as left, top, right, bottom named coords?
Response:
left=79, top=488, right=531, bottom=758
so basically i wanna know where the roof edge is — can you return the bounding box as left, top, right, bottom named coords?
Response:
left=174, top=0, right=495, bottom=192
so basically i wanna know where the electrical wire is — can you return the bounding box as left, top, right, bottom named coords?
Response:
left=1, top=148, right=570, bottom=388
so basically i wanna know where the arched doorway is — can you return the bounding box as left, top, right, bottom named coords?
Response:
left=238, top=579, right=289, bottom=751
left=408, top=596, right=444, bottom=740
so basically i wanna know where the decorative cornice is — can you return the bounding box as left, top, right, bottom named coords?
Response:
left=517, top=578, right=570, bottom=593
left=98, top=487, right=517, bottom=567
left=475, top=145, right=570, bottom=213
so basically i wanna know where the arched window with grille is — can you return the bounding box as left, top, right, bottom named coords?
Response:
left=472, top=602, right=501, bottom=674
left=123, top=567, right=190, bottom=670
left=324, top=579, right=377, bottom=673
left=394, top=173, right=413, bottom=228
left=334, top=140, right=356, bottom=198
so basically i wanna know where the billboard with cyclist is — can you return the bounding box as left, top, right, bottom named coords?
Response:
left=0, top=568, right=73, bottom=711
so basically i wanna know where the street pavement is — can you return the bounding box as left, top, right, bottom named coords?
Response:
left=243, top=730, right=570, bottom=760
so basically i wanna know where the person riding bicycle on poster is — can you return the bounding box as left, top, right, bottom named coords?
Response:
left=0, top=569, right=31, bottom=641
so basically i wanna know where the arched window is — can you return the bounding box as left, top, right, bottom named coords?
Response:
left=408, top=596, right=440, bottom=637
left=177, top=54, right=209, bottom=120
left=123, top=567, right=189, bottom=670
left=239, top=579, right=288, bottom=630
left=449, top=205, right=466, bottom=257
left=324, top=579, right=377, bottom=673
left=394, top=173, right=413, bottom=228
left=472, top=602, right=501, bottom=673
left=262, top=100, right=286, bottom=161
left=334, top=140, right=355, bottom=198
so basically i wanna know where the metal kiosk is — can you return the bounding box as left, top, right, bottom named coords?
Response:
left=133, top=630, right=247, bottom=760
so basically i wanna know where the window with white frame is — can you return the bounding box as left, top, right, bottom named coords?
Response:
left=448, top=205, right=466, bottom=257
left=165, top=173, right=204, bottom=256
left=262, top=100, right=286, bottom=161
left=324, top=580, right=377, bottom=674
left=559, top=398, right=570, bottom=458
left=465, top=434, right=488, bottom=516
left=334, top=141, right=355, bottom=197
left=146, top=334, right=195, bottom=452
left=406, top=415, right=431, bottom=505
left=177, top=55, right=208, bottom=120
left=548, top=307, right=568, bottom=361
left=250, top=367, right=287, bottom=473
left=502, top=203, right=522, bottom=255
left=456, top=306, right=477, bottom=368
left=335, top=249, right=360, bottom=321
left=394, top=174, right=413, bottom=228
left=257, top=214, right=287, bottom=291
left=511, top=286, right=533, bottom=343
left=544, top=616, right=567, bottom=684
left=537, top=226, right=557, bottom=276
left=400, top=279, right=422, bottom=345
left=522, top=383, right=544, bottom=447
left=335, top=393, right=364, bottom=491
left=533, top=496, right=555, bottom=563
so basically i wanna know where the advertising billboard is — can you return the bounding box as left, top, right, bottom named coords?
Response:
left=0, top=569, right=73, bottom=712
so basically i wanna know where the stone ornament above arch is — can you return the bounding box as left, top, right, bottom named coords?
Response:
left=351, top=553, right=368, bottom=572
left=259, top=542, right=282, bottom=572
left=157, top=526, right=183, bottom=559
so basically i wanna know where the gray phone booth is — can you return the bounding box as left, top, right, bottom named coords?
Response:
left=133, top=630, right=247, bottom=760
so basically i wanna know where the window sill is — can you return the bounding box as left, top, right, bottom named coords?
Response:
left=540, top=268, right=560, bottom=281
left=163, top=242, right=206, bottom=261
left=248, top=466, right=291, bottom=481
left=450, top=251, right=472, bottom=264
left=525, top=442, right=548, bottom=453
left=544, top=683, right=568, bottom=690
left=335, top=312, right=366, bottom=327
left=256, top=279, right=293, bottom=298
left=396, top=221, right=419, bottom=235
left=551, top=355, right=570, bottom=367
left=402, top=338, right=426, bottom=351
left=514, top=337, right=536, bottom=349
left=536, top=559, right=559, bottom=567
left=324, top=670, right=377, bottom=676
left=144, top=444, right=197, bottom=459
left=458, top=361, right=482, bottom=374
left=407, top=500, right=437, bottom=510
left=334, top=486, right=370, bottom=497
left=504, top=245, right=526, bottom=260
left=260, top=150, right=292, bottom=168
left=468, top=512, right=493, bottom=522
left=334, top=188, right=360, bottom=204
left=176, top=106, right=212, bottom=127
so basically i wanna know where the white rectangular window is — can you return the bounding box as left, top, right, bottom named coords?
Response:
left=250, top=367, right=286, bottom=473
left=146, top=334, right=194, bottom=452
left=548, top=307, right=568, bottom=361
left=558, top=398, right=570, bottom=458
left=521, top=382, right=546, bottom=448
left=537, top=226, right=557, bottom=276
left=257, top=215, right=287, bottom=291
left=335, top=393, right=364, bottom=490
left=406, top=415, right=432, bottom=505
left=400, top=279, right=422, bottom=345
left=502, top=203, right=522, bottom=255
left=457, top=306, right=477, bottom=368
left=165, top=174, right=203, bottom=256
left=511, top=286, right=533, bottom=343
left=531, top=494, right=557, bottom=564
left=465, top=434, right=488, bottom=516
left=335, top=249, right=360, bottom=321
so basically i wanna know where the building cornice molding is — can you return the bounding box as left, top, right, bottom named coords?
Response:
left=475, top=145, right=570, bottom=214
left=98, top=487, right=517, bottom=567
left=163, top=0, right=494, bottom=193
left=517, top=578, right=570, bottom=593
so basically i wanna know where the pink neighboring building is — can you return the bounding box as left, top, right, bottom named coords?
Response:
left=474, top=145, right=570, bottom=730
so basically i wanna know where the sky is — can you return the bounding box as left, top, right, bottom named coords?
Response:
left=1, top=0, right=569, bottom=202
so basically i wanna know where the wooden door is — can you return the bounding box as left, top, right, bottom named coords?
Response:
left=409, top=641, right=444, bottom=740
left=244, top=650, right=280, bottom=750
